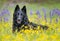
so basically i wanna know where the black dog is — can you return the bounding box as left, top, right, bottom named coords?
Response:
left=12, top=5, right=48, bottom=33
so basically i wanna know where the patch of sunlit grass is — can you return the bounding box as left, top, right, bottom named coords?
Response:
left=0, top=18, right=60, bottom=41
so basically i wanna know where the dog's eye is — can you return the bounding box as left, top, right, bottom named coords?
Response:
left=21, top=13, right=22, bottom=15
left=18, top=13, right=19, bottom=15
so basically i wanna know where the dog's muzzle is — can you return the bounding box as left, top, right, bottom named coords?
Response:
left=17, top=19, right=21, bottom=23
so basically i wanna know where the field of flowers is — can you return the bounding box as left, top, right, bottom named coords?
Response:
left=0, top=3, right=60, bottom=41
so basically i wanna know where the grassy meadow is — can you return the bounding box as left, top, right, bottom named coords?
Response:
left=0, top=3, right=60, bottom=41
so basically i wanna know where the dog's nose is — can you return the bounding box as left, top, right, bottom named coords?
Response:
left=18, top=19, right=20, bottom=21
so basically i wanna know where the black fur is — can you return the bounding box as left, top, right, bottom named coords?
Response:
left=12, top=5, right=48, bottom=33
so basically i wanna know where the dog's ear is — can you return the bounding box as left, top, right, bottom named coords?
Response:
left=21, top=6, right=26, bottom=14
left=14, top=5, right=20, bottom=12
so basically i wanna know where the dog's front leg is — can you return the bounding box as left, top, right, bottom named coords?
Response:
left=12, top=25, right=17, bottom=33
left=17, top=26, right=22, bottom=32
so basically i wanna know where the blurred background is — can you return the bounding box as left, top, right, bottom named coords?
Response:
left=0, top=0, right=60, bottom=25
left=0, top=0, right=60, bottom=3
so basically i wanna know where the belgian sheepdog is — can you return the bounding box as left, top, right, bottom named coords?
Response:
left=12, top=5, right=48, bottom=33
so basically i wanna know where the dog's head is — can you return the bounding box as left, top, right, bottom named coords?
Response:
left=13, top=5, right=26, bottom=24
